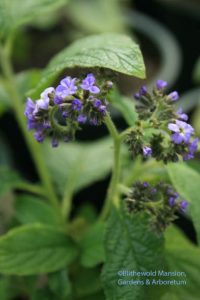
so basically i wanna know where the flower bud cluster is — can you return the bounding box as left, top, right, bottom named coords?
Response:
left=126, top=80, right=199, bottom=163
left=24, top=74, right=112, bottom=147
left=125, top=181, right=188, bottom=232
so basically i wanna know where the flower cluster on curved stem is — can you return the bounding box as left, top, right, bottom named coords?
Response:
left=25, top=73, right=113, bottom=147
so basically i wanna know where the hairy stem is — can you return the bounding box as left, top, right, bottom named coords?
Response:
left=99, top=113, right=121, bottom=220
left=0, top=43, right=61, bottom=215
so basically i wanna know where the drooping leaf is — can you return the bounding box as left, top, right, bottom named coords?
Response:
left=0, top=224, right=78, bottom=275
left=101, top=208, right=165, bottom=300
left=0, top=0, right=68, bottom=38
left=80, top=222, right=105, bottom=268
left=15, top=195, right=61, bottom=227
left=29, top=33, right=145, bottom=98
left=165, top=225, right=200, bottom=300
left=42, top=137, right=113, bottom=194
left=166, top=163, right=200, bottom=244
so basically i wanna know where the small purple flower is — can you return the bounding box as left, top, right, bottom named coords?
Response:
left=24, top=98, right=35, bottom=118
left=90, top=118, right=98, bottom=126
left=80, top=73, right=100, bottom=94
left=143, top=182, right=149, bottom=188
left=62, top=111, right=69, bottom=118
left=55, top=77, right=77, bottom=99
left=143, top=146, right=152, bottom=157
left=183, top=138, right=199, bottom=161
left=34, top=131, right=45, bottom=143
left=140, top=86, right=147, bottom=96
left=180, top=200, right=188, bottom=211
left=106, top=81, right=113, bottom=88
left=156, top=79, right=168, bottom=90
left=169, top=197, right=176, bottom=207
left=134, top=92, right=141, bottom=100
left=93, top=99, right=102, bottom=108
left=99, top=105, right=106, bottom=114
left=176, top=107, right=188, bottom=121
left=134, top=86, right=147, bottom=100
left=71, top=99, right=82, bottom=111
left=168, top=120, right=194, bottom=144
left=77, top=114, right=87, bottom=124
left=188, top=138, right=199, bottom=154
left=168, top=91, right=179, bottom=101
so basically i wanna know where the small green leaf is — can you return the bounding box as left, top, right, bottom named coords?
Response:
left=80, top=222, right=105, bottom=268
left=166, top=163, right=200, bottom=244
left=48, top=269, right=72, bottom=299
left=101, top=208, right=165, bottom=300
left=109, top=88, right=137, bottom=126
left=0, top=0, right=68, bottom=38
left=0, top=224, right=78, bottom=275
left=165, top=225, right=200, bottom=300
left=15, top=195, right=61, bottom=227
left=42, top=137, right=113, bottom=194
left=29, top=33, right=145, bottom=98
left=73, top=266, right=102, bottom=298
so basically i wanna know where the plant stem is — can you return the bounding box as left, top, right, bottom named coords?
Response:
left=99, top=113, right=121, bottom=220
left=0, top=43, right=60, bottom=214
left=15, top=182, right=45, bottom=197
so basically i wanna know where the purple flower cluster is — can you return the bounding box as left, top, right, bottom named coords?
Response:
left=25, top=73, right=112, bottom=146
left=129, top=80, right=199, bottom=162
left=126, top=181, right=189, bottom=232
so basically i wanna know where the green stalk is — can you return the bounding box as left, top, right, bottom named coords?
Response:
left=99, top=113, right=121, bottom=220
left=0, top=43, right=60, bottom=214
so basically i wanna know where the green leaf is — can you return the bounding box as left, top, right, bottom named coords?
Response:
left=165, top=225, right=200, bottom=300
left=29, top=33, right=145, bottom=98
left=48, top=269, right=72, bottom=299
left=73, top=266, right=102, bottom=298
left=42, top=137, right=113, bottom=194
left=67, top=0, right=126, bottom=34
left=15, top=195, right=61, bottom=227
left=101, top=208, right=165, bottom=300
left=166, top=163, right=200, bottom=244
left=0, top=70, right=42, bottom=116
left=109, top=88, right=137, bottom=126
left=0, top=224, right=78, bottom=275
left=80, top=222, right=105, bottom=268
left=0, top=0, right=68, bottom=38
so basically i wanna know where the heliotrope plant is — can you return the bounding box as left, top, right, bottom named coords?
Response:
left=0, top=17, right=200, bottom=298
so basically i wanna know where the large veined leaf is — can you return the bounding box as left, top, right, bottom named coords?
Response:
left=0, top=0, right=68, bottom=38
left=166, top=163, right=200, bottom=244
left=0, top=224, right=78, bottom=275
left=42, top=137, right=113, bottom=194
left=29, top=33, right=145, bottom=98
left=165, top=225, right=200, bottom=300
left=101, top=208, right=165, bottom=300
